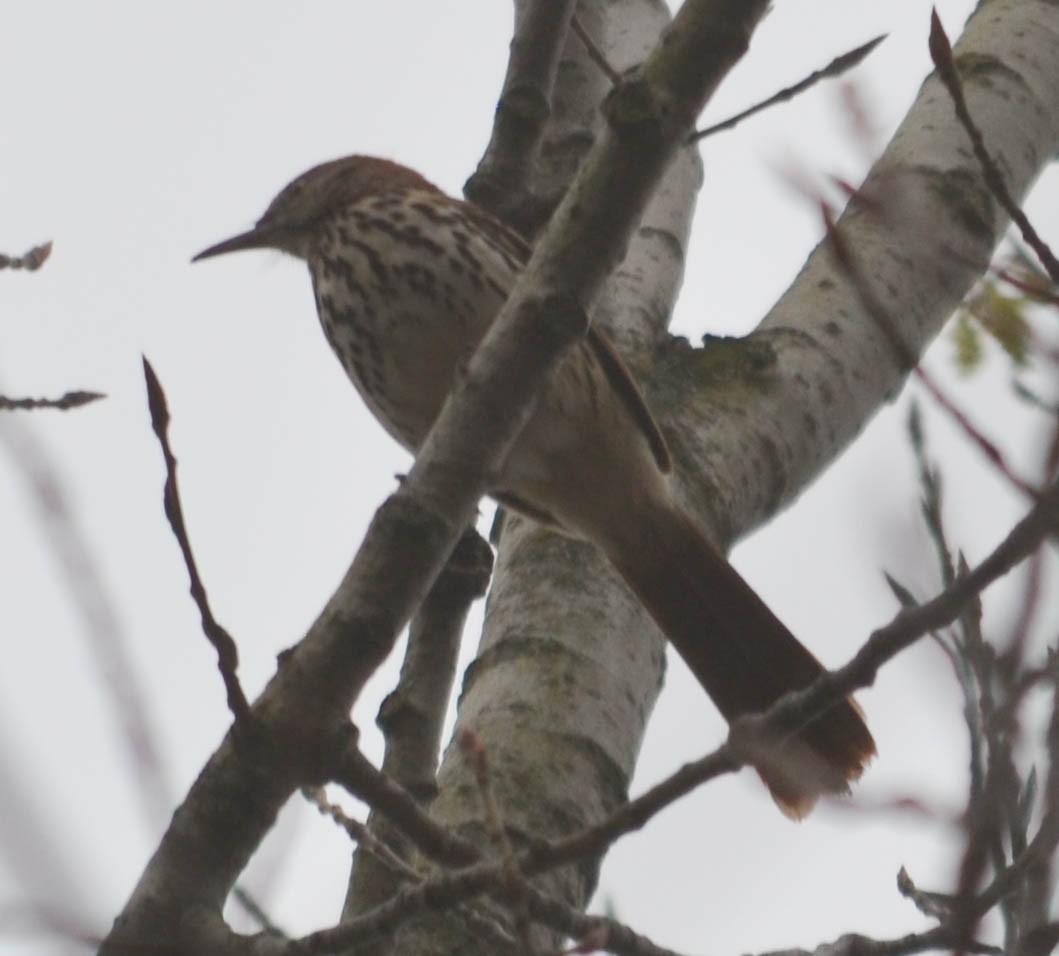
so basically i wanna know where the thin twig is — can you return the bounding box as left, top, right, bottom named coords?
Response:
left=955, top=552, right=1026, bottom=951
left=270, top=862, right=517, bottom=956
left=465, top=0, right=578, bottom=237
left=334, top=743, right=480, bottom=867
left=342, top=529, right=491, bottom=953
left=0, top=390, right=105, bottom=411
left=757, top=926, right=1001, bottom=956
left=460, top=729, right=517, bottom=875
left=373, top=530, right=491, bottom=795
left=526, top=479, right=1059, bottom=879
left=928, top=12, right=1059, bottom=282
left=269, top=866, right=1003, bottom=956
left=230, top=885, right=288, bottom=938
left=304, top=787, right=421, bottom=882
left=522, top=882, right=684, bottom=956
left=907, top=402, right=957, bottom=587
left=974, top=806, right=1059, bottom=917
left=459, top=729, right=537, bottom=953
left=898, top=867, right=956, bottom=921
left=281, top=476, right=1059, bottom=956
left=305, top=785, right=522, bottom=954
left=270, top=477, right=1059, bottom=955
left=690, top=34, right=886, bottom=143
left=571, top=14, right=622, bottom=85
left=0, top=241, right=52, bottom=271
left=743, top=476, right=1058, bottom=763
left=343, top=732, right=664, bottom=956
left=909, top=397, right=1059, bottom=946
left=142, top=357, right=249, bottom=721
left=524, top=747, right=737, bottom=876
left=991, top=258, right=1059, bottom=310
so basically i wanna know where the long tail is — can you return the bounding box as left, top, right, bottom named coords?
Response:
left=606, top=498, right=875, bottom=817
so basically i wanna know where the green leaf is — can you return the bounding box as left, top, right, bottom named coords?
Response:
left=951, top=312, right=983, bottom=372
left=974, top=282, right=1031, bottom=365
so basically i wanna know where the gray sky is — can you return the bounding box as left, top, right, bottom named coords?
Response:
left=3, top=2, right=1057, bottom=953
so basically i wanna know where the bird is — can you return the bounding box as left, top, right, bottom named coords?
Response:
left=194, top=154, right=875, bottom=816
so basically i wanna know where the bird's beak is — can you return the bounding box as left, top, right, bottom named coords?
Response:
left=192, top=227, right=275, bottom=263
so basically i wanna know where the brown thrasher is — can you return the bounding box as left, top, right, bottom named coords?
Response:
left=195, top=155, right=874, bottom=816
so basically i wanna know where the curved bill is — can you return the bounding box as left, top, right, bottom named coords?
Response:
left=192, top=227, right=273, bottom=263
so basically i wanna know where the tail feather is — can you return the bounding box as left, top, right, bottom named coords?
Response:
left=608, top=500, right=875, bottom=817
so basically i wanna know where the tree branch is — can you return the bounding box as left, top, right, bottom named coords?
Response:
left=0, top=241, right=51, bottom=271
left=690, top=33, right=886, bottom=143
left=335, top=744, right=480, bottom=868
left=652, top=0, right=1059, bottom=545
left=143, top=358, right=250, bottom=722
left=928, top=10, right=1059, bottom=282
left=0, top=390, right=105, bottom=411
left=303, top=474, right=1056, bottom=956
left=343, top=529, right=491, bottom=931
left=466, top=0, right=579, bottom=236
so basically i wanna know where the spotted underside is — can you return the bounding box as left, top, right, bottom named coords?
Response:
left=308, top=186, right=670, bottom=533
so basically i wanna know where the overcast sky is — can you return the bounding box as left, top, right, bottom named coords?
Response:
left=3, top=2, right=1058, bottom=954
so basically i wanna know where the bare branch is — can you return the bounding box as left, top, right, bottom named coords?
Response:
left=929, top=11, right=1059, bottom=283
left=522, top=882, right=685, bottom=956
left=571, top=14, right=623, bottom=85
left=465, top=0, right=579, bottom=235
left=1022, top=658, right=1059, bottom=930
left=305, top=786, right=421, bottom=883
left=0, top=390, right=105, bottom=411
left=223, top=556, right=1059, bottom=956
left=898, top=867, right=956, bottom=922
left=142, top=357, right=249, bottom=722
left=343, top=528, right=490, bottom=931
left=743, top=477, right=1058, bottom=759
left=100, top=2, right=1059, bottom=952
left=690, top=34, right=886, bottom=143
left=459, top=729, right=538, bottom=953
left=975, top=805, right=1059, bottom=921
left=309, top=787, right=526, bottom=954
left=335, top=744, right=480, bottom=867
left=264, top=863, right=506, bottom=956
left=334, top=471, right=1059, bottom=956
left=230, top=886, right=288, bottom=940
left=895, top=401, right=1059, bottom=953
left=757, top=927, right=1001, bottom=956
left=374, top=529, right=492, bottom=797
left=459, top=729, right=517, bottom=875
left=519, top=479, right=1055, bottom=880
left=0, top=241, right=52, bottom=271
